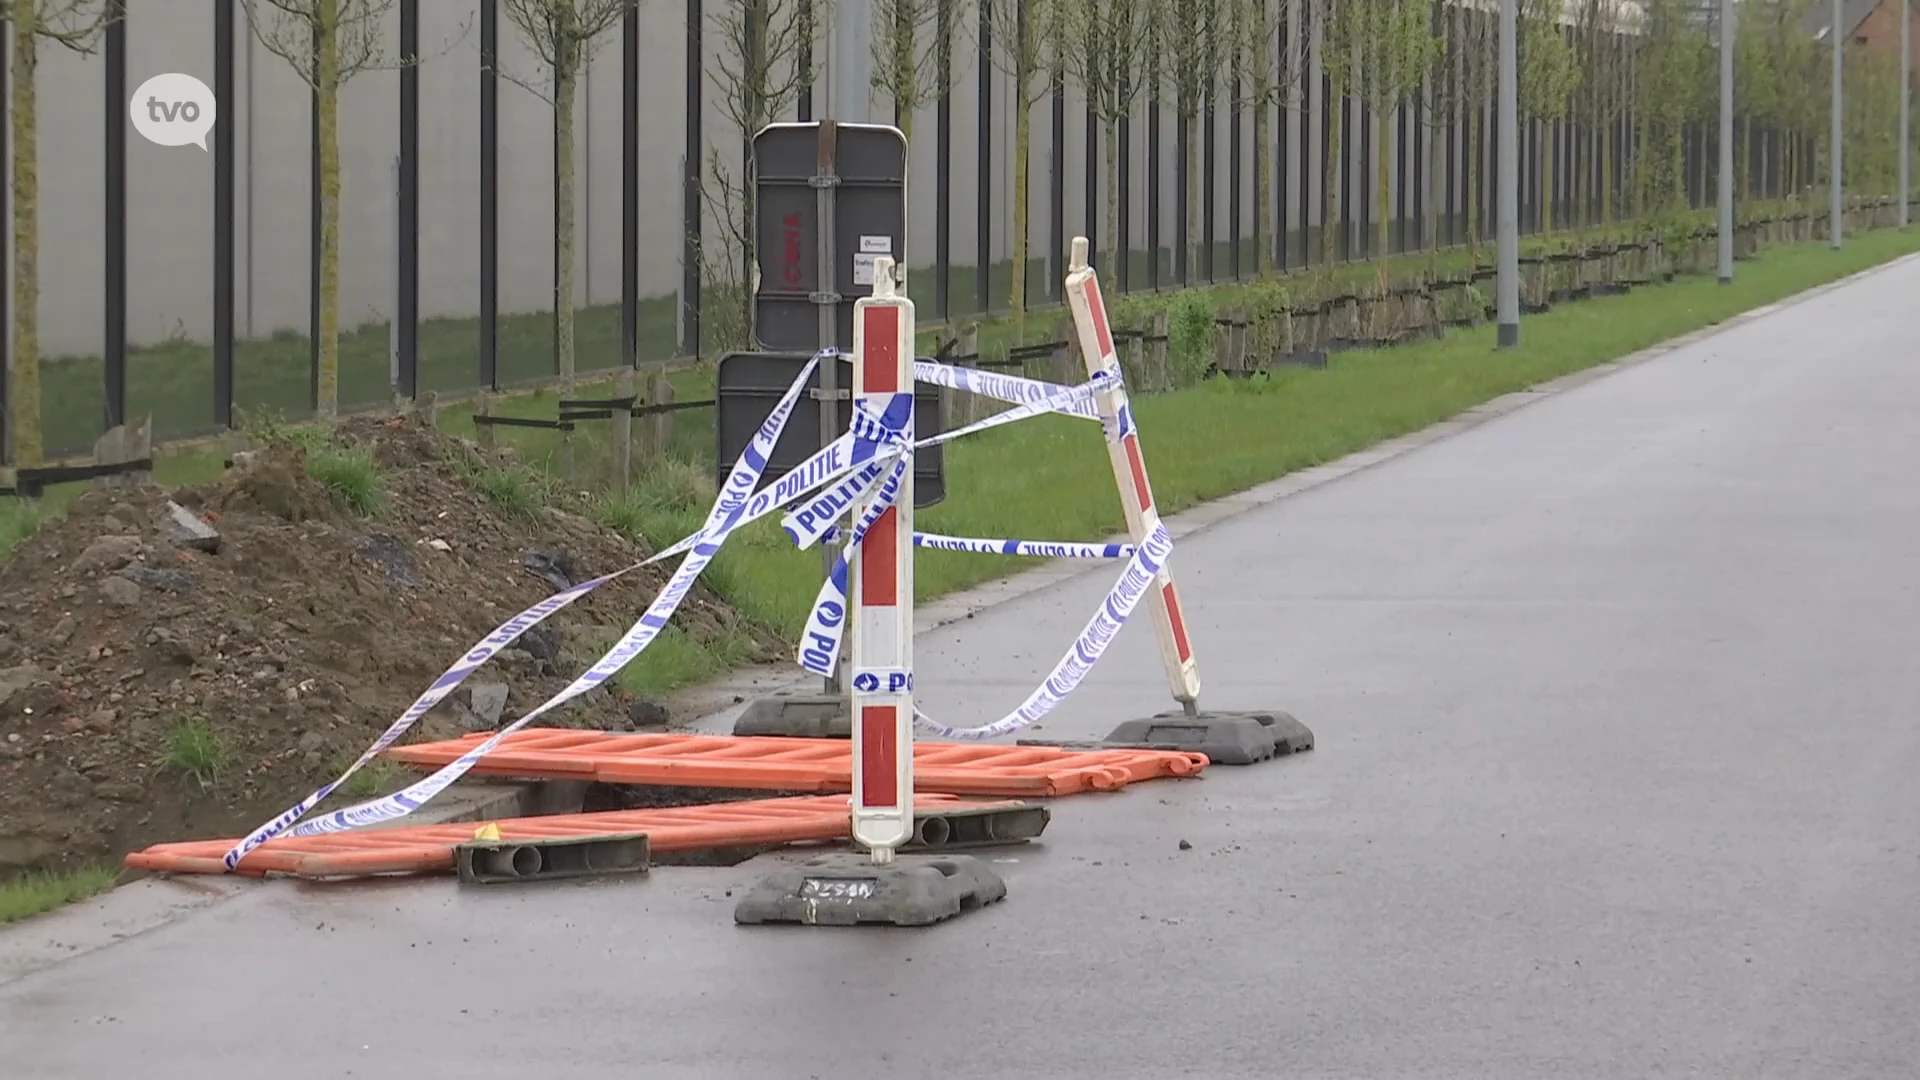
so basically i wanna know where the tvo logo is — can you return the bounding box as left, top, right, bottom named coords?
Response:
left=852, top=668, right=913, bottom=694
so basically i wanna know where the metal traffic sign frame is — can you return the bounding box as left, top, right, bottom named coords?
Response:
left=738, top=119, right=913, bottom=703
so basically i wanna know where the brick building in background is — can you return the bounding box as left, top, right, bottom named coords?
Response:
left=1806, top=0, right=1920, bottom=60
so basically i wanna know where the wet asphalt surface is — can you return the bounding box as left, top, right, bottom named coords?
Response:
left=3, top=259, right=1919, bottom=1079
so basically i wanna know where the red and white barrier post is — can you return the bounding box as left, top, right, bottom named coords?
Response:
left=1063, top=238, right=1202, bottom=711
left=849, top=256, right=916, bottom=862
left=1060, top=238, right=1314, bottom=765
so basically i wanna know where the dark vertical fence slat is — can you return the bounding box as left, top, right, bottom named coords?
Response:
left=797, top=0, right=812, bottom=121
left=1201, top=62, right=1216, bottom=277
left=1117, top=84, right=1131, bottom=291
left=935, top=0, right=951, bottom=319
left=1, top=13, right=9, bottom=463
left=1083, top=103, right=1097, bottom=268
left=397, top=0, right=419, bottom=398
left=308, top=41, right=321, bottom=411
left=1174, top=91, right=1188, bottom=282
left=621, top=1, right=639, bottom=365
left=1049, top=69, right=1065, bottom=302
left=975, top=1, right=990, bottom=315
left=213, top=0, right=236, bottom=429
left=1147, top=70, right=1161, bottom=290
left=681, top=0, right=703, bottom=355
left=479, top=0, right=499, bottom=388
left=102, top=2, right=127, bottom=432
left=1228, top=78, right=1241, bottom=278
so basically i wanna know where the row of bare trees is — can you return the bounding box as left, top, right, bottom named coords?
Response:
left=5, top=0, right=1911, bottom=464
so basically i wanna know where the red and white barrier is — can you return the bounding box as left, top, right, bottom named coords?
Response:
left=1063, top=238, right=1203, bottom=708
left=849, top=257, right=917, bottom=861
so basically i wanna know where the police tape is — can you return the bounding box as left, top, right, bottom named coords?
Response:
left=223, top=349, right=876, bottom=864
left=911, top=522, right=1175, bottom=741
left=907, top=358, right=1106, bottom=421
left=223, top=346, right=1145, bottom=862
left=817, top=526, right=1136, bottom=560
left=796, top=455, right=911, bottom=677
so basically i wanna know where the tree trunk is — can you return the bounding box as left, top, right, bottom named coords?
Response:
left=1541, top=120, right=1555, bottom=233
left=1104, top=116, right=1121, bottom=276
left=1324, top=100, right=1344, bottom=263
left=1186, top=110, right=1202, bottom=278
left=1375, top=97, right=1391, bottom=260
left=9, top=4, right=43, bottom=464
left=1254, top=92, right=1272, bottom=275
left=316, top=0, right=342, bottom=419
left=1600, top=113, right=1614, bottom=226
left=554, top=43, right=578, bottom=389
left=1011, top=94, right=1031, bottom=322
left=1465, top=105, right=1482, bottom=254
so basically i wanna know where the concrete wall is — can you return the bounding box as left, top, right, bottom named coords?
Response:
left=8, top=0, right=1450, bottom=361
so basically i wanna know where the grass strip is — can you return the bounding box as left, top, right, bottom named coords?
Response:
left=0, top=867, right=120, bottom=926
left=611, top=226, right=1920, bottom=641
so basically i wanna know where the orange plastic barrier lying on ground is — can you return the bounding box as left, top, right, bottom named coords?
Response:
left=127, top=794, right=999, bottom=879
left=380, top=730, right=1210, bottom=797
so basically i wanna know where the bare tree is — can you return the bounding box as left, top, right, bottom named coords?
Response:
left=1058, top=0, right=1153, bottom=274
left=703, top=0, right=815, bottom=347
left=1518, top=0, right=1578, bottom=232
left=984, top=0, right=1062, bottom=323
left=499, top=0, right=637, bottom=390
left=1228, top=0, right=1308, bottom=276
left=7, top=0, right=116, bottom=466
left=1155, top=0, right=1216, bottom=276
left=872, top=0, right=972, bottom=142
left=242, top=0, right=398, bottom=420
left=1362, top=0, right=1441, bottom=259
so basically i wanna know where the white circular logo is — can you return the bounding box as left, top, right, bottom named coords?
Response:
left=130, top=72, right=217, bottom=150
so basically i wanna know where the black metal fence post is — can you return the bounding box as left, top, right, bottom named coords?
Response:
left=622, top=0, right=638, bottom=365
left=308, top=38, right=321, bottom=412
left=213, top=0, right=235, bottom=429
left=681, top=0, right=702, bottom=357
left=397, top=0, right=419, bottom=398
left=0, top=14, right=9, bottom=464
left=103, top=1, right=127, bottom=432
left=480, top=0, right=499, bottom=388
left=975, top=0, right=990, bottom=315
left=935, top=0, right=951, bottom=320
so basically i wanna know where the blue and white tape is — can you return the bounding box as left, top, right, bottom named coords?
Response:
left=912, top=532, right=1135, bottom=560
left=225, top=349, right=849, bottom=864
left=908, top=358, right=1107, bottom=422
left=912, top=522, right=1176, bottom=741
left=224, top=336, right=1159, bottom=864
left=819, top=527, right=1135, bottom=560
left=796, top=449, right=912, bottom=677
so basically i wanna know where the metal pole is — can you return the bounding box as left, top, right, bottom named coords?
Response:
left=1718, top=0, right=1734, bottom=284
left=1831, top=0, right=1843, bottom=248
left=821, top=0, right=871, bottom=697
left=832, top=0, right=872, bottom=121
left=1901, top=0, right=1911, bottom=228
left=1496, top=0, right=1519, bottom=347
left=103, top=2, right=127, bottom=434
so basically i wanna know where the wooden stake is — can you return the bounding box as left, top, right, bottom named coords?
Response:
left=611, top=369, right=635, bottom=496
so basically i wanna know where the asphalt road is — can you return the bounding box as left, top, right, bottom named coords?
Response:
left=5, top=258, right=1919, bottom=1079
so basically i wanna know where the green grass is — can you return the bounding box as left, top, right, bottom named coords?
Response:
left=453, top=457, right=553, bottom=519
left=0, top=867, right=119, bottom=925
left=305, top=447, right=384, bottom=516
left=594, top=225, right=1920, bottom=643
left=161, top=716, right=233, bottom=790
left=335, top=758, right=412, bottom=801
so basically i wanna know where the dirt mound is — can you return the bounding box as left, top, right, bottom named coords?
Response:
left=0, top=416, right=776, bottom=879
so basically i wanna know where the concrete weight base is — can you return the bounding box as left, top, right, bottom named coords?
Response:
left=731, top=693, right=851, bottom=738
left=733, top=852, right=1007, bottom=927
left=1095, top=709, right=1316, bottom=765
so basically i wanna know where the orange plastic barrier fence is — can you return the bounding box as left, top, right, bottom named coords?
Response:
left=380, top=730, right=1210, bottom=797
left=127, top=794, right=997, bottom=879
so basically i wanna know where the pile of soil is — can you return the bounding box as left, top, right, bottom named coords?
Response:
left=0, top=416, right=778, bottom=879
